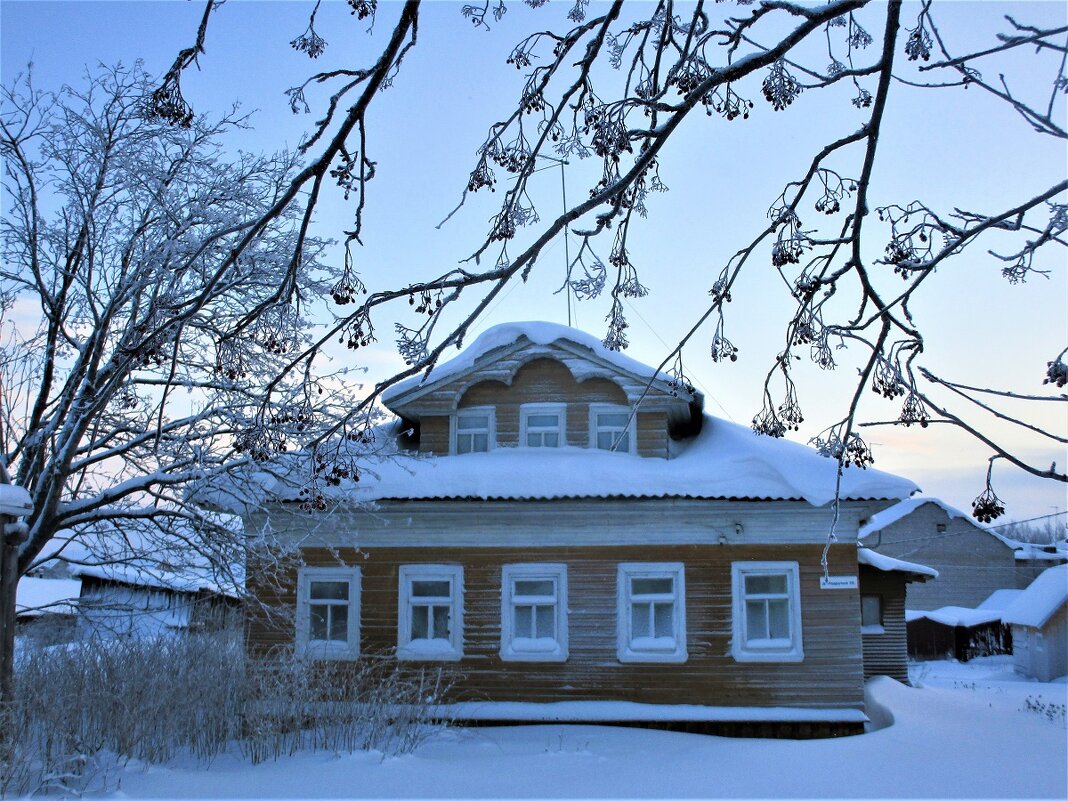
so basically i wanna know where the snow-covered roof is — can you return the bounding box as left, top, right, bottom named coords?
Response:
left=226, top=413, right=917, bottom=510
left=978, top=589, right=1024, bottom=611
left=859, top=496, right=978, bottom=539
left=0, top=483, right=32, bottom=517
left=857, top=547, right=938, bottom=580
left=72, top=562, right=241, bottom=598
left=1001, top=564, right=1067, bottom=629
left=907, top=606, right=1004, bottom=628
left=1008, top=542, right=1068, bottom=563
left=381, top=321, right=685, bottom=406
left=16, top=576, right=81, bottom=617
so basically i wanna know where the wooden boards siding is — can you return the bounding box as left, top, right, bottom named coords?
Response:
left=414, top=359, right=670, bottom=457
left=858, top=566, right=909, bottom=683
left=249, top=542, right=865, bottom=715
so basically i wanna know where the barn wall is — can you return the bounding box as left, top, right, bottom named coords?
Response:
left=864, top=503, right=1017, bottom=608
left=248, top=541, right=865, bottom=714
left=858, top=566, right=909, bottom=683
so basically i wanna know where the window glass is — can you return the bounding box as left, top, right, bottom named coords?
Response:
left=522, top=406, right=564, bottom=448
left=861, top=595, right=883, bottom=627
left=617, top=563, right=687, bottom=662
left=732, top=562, right=803, bottom=662
left=455, top=409, right=492, bottom=454
left=398, top=566, right=463, bottom=661
left=500, top=565, right=567, bottom=661
left=591, top=406, right=633, bottom=453
left=298, top=568, right=360, bottom=659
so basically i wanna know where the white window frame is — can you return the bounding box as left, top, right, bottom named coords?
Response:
left=731, top=561, right=804, bottom=663
left=861, top=594, right=885, bottom=635
left=616, top=563, right=687, bottom=663
left=588, top=403, right=636, bottom=454
left=452, top=406, right=495, bottom=455
left=500, top=564, right=568, bottom=662
left=296, top=567, right=361, bottom=660
left=519, top=402, right=567, bottom=448
left=397, top=565, right=463, bottom=661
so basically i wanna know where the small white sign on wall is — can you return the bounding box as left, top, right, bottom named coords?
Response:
left=820, top=575, right=859, bottom=590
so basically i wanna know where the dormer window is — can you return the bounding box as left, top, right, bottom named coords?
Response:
left=453, top=407, right=494, bottom=454
left=520, top=403, right=566, bottom=448
left=590, top=404, right=634, bottom=454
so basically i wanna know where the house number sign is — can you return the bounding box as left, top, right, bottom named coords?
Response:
left=819, top=575, right=859, bottom=590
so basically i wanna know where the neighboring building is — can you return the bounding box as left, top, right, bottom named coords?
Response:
left=15, top=576, right=81, bottom=645
left=1002, top=565, right=1068, bottom=682
left=859, top=498, right=1017, bottom=609
left=857, top=548, right=937, bottom=683
left=228, top=322, right=921, bottom=736
left=74, top=563, right=241, bottom=638
left=1007, top=541, right=1068, bottom=589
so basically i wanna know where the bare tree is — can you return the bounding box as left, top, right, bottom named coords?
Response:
left=146, top=0, right=1063, bottom=506
left=0, top=64, right=358, bottom=697
left=3, top=0, right=1065, bottom=694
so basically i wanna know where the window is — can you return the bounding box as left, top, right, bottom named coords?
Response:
left=500, top=564, right=568, bottom=662
left=296, top=567, right=360, bottom=659
left=731, top=562, right=803, bottom=662
left=861, top=594, right=884, bottom=634
left=589, top=404, right=634, bottom=453
left=453, top=407, right=494, bottom=454
left=617, top=563, right=687, bottom=663
left=520, top=403, right=566, bottom=448
left=397, top=565, right=463, bottom=661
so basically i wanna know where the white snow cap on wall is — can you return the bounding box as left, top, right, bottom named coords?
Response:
left=1002, top=564, right=1068, bottom=629
left=857, top=547, right=938, bottom=579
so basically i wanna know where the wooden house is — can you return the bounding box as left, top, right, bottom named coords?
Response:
left=859, top=498, right=1018, bottom=609
left=1002, top=565, right=1067, bottom=682
left=236, top=322, right=922, bottom=736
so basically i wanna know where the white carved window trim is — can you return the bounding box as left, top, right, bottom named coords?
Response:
left=588, top=403, right=635, bottom=454
left=519, top=403, right=567, bottom=448
left=452, top=406, right=495, bottom=455
left=296, top=567, right=361, bottom=660
left=500, top=563, right=568, bottom=662
left=616, top=562, right=687, bottom=663
left=731, top=561, right=804, bottom=662
left=861, top=594, right=885, bottom=635
left=397, top=565, right=463, bottom=661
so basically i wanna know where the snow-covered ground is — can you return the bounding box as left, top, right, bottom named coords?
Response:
left=102, top=656, right=1066, bottom=799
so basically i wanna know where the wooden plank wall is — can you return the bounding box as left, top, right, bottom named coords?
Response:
left=416, top=358, right=668, bottom=457
left=858, top=566, right=909, bottom=683
left=249, top=543, right=865, bottom=713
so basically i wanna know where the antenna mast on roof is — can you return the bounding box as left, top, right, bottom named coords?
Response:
left=535, top=154, right=572, bottom=326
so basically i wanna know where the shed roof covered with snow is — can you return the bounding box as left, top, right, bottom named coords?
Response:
left=1001, top=565, right=1068, bottom=629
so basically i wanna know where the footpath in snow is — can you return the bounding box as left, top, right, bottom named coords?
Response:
left=107, top=656, right=1067, bottom=799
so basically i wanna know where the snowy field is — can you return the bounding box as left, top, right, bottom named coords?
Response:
left=102, top=656, right=1066, bottom=799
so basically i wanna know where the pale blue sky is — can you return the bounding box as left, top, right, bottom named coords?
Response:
left=2, top=0, right=1065, bottom=525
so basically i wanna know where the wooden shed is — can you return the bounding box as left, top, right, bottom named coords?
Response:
left=1002, top=565, right=1067, bottom=682
left=857, top=548, right=937, bottom=682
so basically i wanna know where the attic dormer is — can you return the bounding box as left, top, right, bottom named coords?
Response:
left=381, top=325, right=702, bottom=458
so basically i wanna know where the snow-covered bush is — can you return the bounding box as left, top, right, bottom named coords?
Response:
left=0, top=631, right=451, bottom=795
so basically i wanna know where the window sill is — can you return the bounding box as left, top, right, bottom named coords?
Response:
left=397, top=640, right=462, bottom=662
left=617, top=646, right=688, bottom=664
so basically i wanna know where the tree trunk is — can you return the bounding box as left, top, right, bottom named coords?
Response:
left=0, top=515, right=23, bottom=704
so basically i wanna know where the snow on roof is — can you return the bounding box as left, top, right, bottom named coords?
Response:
left=857, top=547, right=938, bottom=580
left=909, top=606, right=1005, bottom=628
left=16, top=577, right=81, bottom=617
left=72, top=562, right=240, bottom=598
left=1009, top=542, right=1068, bottom=562
left=978, top=589, right=1024, bottom=611
left=381, top=321, right=683, bottom=405
left=859, top=496, right=977, bottom=539
left=239, top=413, right=917, bottom=509
left=1001, top=565, right=1068, bottom=628
left=0, top=483, right=32, bottom=517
